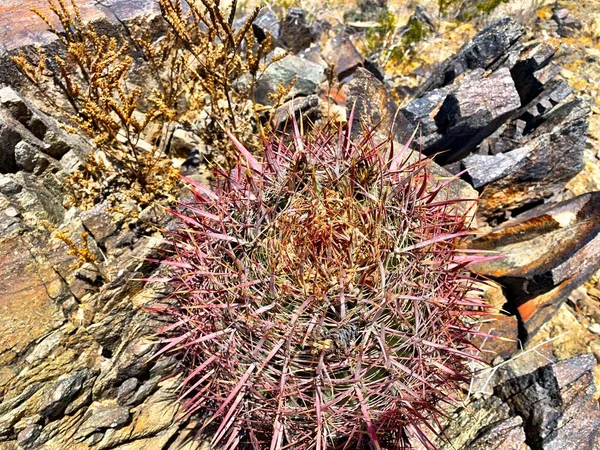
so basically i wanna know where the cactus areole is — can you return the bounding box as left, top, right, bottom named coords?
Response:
left=151, top=120, right=490, bottom=449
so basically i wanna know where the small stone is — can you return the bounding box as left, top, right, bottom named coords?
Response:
left=17, top=424, right=42, bottom=449
left=252, top=8, right=280, bottom=43
left=14, top=141, right=50, bottom=174
left=59, top=149, right=83, bottom=174
left=168, top=127, right=202, bottom=158
left=4, top=206, right=18, bottom=217
left=86, top=432, right=104, bottom=446
left=0, top=175, right=21, bottom=196
left=76, top=405, right=130, bottom=439
left=462, top=146, right=530, bottom=188
left=589, top=323, right=600, bottom=335
left=588, top=287, right=600, bottom=299
left=117, top=378, right=139, bottom=406
left=80, top=201, right=119, bottom=244
left=40, top=370, right=88, bottom=419
left=321, top=34, right=364, bottom=80
left=126, top=375, right=160, bottom=406
left=279, top=8, right=315, bottom=54
left=0, top=87, right=31, bottom=123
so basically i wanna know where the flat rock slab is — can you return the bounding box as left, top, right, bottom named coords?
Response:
left=475, top=98, right=588, bottom=220
left=469, top=192, right=600, bottom=340
left=0, top=235, right=65, bottom=366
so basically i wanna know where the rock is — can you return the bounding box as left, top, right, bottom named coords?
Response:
left=16, top=424, right=42, bottom=449
left=0, top=176, right=22, bottom=196
left=271, top=94, right=321, bottom=130
left=321, top=33, right=364, bottom=80
left=470, top=281, right=519, bottom=363
left=80, top=201, right=120, bottom=244
left=400, top=84, right=454, bottom=150
left=517, top=78, right=573, bottom=131
left=510, top=43, right=558, bottom=106
left=117, top=378, right=139, bottom=406
left=0, top=86, right=86, bottom=160
left=343, top=0, right=387, bottom=22
left=126, top=380, right=179, bottom=440
left=436, top=396, right=527, bottom=450
left=40, top=370, right=89, bottom=419
left=68, top=262, right=105, bottom=300
left=0, top=235, right=65, bottom=366
left=495, top=354, right=600, bottom=449
left=475, top=98, right=588, bottom=220
left=551, top=8, right=582, bottom=37
left=92, top=338, right=155, bottom=398
left=249, top=49, right=325, bottom=105
left=0, top=116, right=22, bottom=174
left=168, top=127, right=203, bottom=159
left=589, top=323, right=600, bottom=335
left=126, top=376, right=160, bottom=407
left=252, top=8, right=280, bottom=43
left=469, top=192, right=600, bottom=340
left=430, top=67, right=522, bottom=162
left=14, top=140, right=51, bottom=174
left=465, top=415, right=528, bottom=450
left=76, top=404, right=130, bottom=439
left=462, top=146, right=531, bottom=188
left=416, top=18, right=525, bottom=96
left=279, top=8, right=315, bottom=54
left=406, top=6, right=436, bottom=34
left=345, top=68, right=412, bottom=142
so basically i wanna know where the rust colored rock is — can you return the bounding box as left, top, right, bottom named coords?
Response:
left=469, top=192, right=600, bottom=340
left=0, top=235, right=65, bottom=366
left=471, top=282, right=519, bottom=362
left=475, top=315, right=520, bottom=363
left=0, top=0, right=159, bottom=51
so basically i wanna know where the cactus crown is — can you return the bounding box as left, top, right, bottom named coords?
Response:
left=154, top=120, right=487, bottom=449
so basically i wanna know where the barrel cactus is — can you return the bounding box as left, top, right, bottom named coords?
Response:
left=152, top=119, right=489, bottom=449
